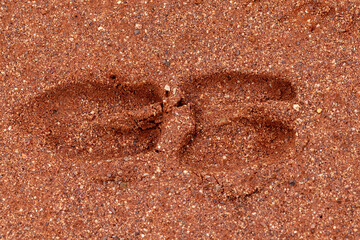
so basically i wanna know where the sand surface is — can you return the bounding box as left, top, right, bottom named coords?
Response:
left=1, top=0, right=359, bottom=239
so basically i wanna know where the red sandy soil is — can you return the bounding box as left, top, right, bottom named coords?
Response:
left=0, top=0, right=359, bottom=239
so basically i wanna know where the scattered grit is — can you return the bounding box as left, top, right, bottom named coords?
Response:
left=0, top=0, right=359, bottom=239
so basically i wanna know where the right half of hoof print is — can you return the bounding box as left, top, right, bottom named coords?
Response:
left=180, top=72, right=297, bottom=173
left=13, top=79, right=164, bottom=160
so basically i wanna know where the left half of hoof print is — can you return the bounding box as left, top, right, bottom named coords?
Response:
left=13, top=79, right=163, bottom=160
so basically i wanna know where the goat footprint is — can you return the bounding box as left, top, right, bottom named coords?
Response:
left=14, top=79, right=163, bottom=160
left=177, top=72, right=297, bottom=198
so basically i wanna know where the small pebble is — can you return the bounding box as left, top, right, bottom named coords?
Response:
left=162, top=59, right=170, bottom=66
left=293, top=104, right=300, bottom=111
left=164, top=84, right=171, bottom=92
left=317, top=108, right=323, bottom=114
left=134, top=29, right=140, bottom=35
left=289, top=180, right=296, bottom=186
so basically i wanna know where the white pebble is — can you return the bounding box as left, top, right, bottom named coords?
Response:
left=293, top=104, right=301, bottom=111
left=164, top=84, right=171, bottom=91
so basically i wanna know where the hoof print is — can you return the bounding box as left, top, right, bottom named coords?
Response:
left=14, top=80, right=163, bottom=160
left=179, top=72, right=298, bottom=199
